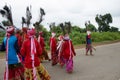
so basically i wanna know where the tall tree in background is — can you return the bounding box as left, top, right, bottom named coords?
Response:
left=95, top=13, right=112, bottom=32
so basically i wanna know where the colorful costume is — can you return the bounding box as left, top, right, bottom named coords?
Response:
left=57, top=35, right=64, bottom=66
left=21, top=28, right=50, bottom=80
left=61, top=34, right=76, bottom=73
left=15, top=29, right=23, bottom=63
left=0, top=26, right=24, bottom=80
left=38, top=32, right=50, bottom=61
left=49, top=32, right=58, bottom=66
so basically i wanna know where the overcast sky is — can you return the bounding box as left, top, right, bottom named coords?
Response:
left=0, top=0, right=120, bottom=30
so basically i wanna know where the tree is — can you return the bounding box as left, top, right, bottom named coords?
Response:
left=95, top=13, right=112, bottom=32
left=85, top=21, right=97, bottom=32
left=110, top=26, right=119, bottom=32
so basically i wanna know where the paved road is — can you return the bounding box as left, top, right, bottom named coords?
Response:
left=0, top=42, right=120, bottom=80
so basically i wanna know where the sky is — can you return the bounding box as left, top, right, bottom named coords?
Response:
left=0, top=0, right=120, bottom=30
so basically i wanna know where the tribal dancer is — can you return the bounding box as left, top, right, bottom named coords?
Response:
left=57, top=35, right=64, bottom=67
left=0, top=26, right=24, bottom=80
left=49, top=32, right=58, bottom=66
left=61, top=34, right=76, bottom=73
left=38, top=31, right=50, bottom=62
left=21, top=28, right=50, bottom=80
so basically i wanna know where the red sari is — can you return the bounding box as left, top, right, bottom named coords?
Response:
left=38, top=36, right=50, bottom=61
left=21, top=37, right=50, bottom=80
left=50, top=37, right=58, bottom=65
left=61, top=39, right=76, bottom=72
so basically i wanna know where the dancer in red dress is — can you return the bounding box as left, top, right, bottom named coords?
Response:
left=60, top=33, right=76, bottom=73
left=38, top=31, right=50, bottom=61
left=49, top=32, right=58, bottom=66
left=21, top=28, right=50, bottom=80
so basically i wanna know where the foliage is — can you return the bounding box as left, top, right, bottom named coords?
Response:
left=85, top=21, right=97, bottom=32
left=95, top=13, right=113, bottom=32
left=110, top=26, right=119, bottom=32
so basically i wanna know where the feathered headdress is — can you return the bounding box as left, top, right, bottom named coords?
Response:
left=49, top=22, right=56, bottom=32
left=21, top=6, right=32, bottom=28
left=0, top=5, right=13, bottom=26
left=0, top=23, right=5, bottom=30
left=59, top=21, right=72, bottom=35
left=33, top=8, right=45, bottom=27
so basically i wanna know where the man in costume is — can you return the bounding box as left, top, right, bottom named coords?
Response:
left=38, top=31, right=50, bottom=62
left=60, top=33, right=76, bottom=73
left=0, top=26, right=24, bottom=80
left=20, top=28, right=50, bottom=80
left=49, top=32, right=58, bottom=66
left=57, top=35, right=64, bottom=67
left=15, top=28, right=24, bottom=63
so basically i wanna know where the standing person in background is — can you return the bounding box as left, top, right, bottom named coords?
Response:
left=61, top=33, right=76, bottom=73
left=38, top=31, right=50, bottom=62
left=49, top=32, right=58, bottom=66
left=0, top=26, right=24, bottom=80
left=86, top=30, right=94, bottom=56
left=20, top=28, right=50, bottom=80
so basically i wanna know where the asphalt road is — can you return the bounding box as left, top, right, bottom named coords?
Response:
left=0, top=42, right=120, bottom=80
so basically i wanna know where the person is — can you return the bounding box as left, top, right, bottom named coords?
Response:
left=57, top=35, right=64, bottom=67
left=49, top=32, right=58, bottom=66
left=21, top=27, right=29, bottom=41
left=38, top=31, right=50, bottom=62
left=86, top=30, right=94, bottom=56
left=60, top=33, right=76, bottom=73
left=0, top=26, right=24, bottom=80
left=20, top=28, right=50, bottom=80
left=15, top=28, right=23, bottom=63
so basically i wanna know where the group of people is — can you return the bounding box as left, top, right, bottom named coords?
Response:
left=0, top=26, right=50, bottom=80
left=0, top=25, right=94, bottom=80
left=49, top=32, right=76, bottom=73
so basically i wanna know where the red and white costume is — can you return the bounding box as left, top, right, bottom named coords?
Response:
left=49, top=32, right=58, bottom=65
left=21, top=28, right=50, bottom=80
left=60, top=34, right=76, bottom=72
left=38, top=31, right=50, bottom=61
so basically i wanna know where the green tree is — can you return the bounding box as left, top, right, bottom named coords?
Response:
left=110, top=26, right=119, bottom=32
left=95, top=13, right=112, bottom=32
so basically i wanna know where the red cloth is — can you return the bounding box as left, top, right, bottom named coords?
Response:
left=88, top=34, right=91, bottom=39
left=61, top=40, right=76, bottom=60
left=15, top=33, right=22, bottom=49
left=49, top=37, right=57, bottom=53
left=38, top=36, right=45, bottom=52
left=20, top=38, right=42, bottom=68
